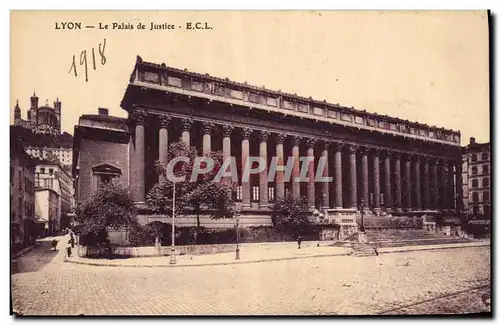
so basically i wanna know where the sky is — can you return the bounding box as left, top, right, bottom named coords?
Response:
left=10, top=11, right=490, bottom=145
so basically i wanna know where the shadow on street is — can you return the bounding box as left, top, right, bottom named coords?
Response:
left=11, top=238, right=62, bottom=275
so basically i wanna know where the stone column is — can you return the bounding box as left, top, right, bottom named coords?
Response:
left=383, top=151, right=392, bottom=211
left=241, top=128, right=252, bottom=209
left=158, top=115, right=171, bottom=183
left=372, top=149, right=381, bottom=214
left=403, top=154, right=412, bottom=211
left=222, top=125, right=234, bottom=184
left=259, top=131, right=270, bottom=209
left=306, top=138, right=316, bottom=209
left=202, top=122, right=214, bottom=155
left=347, top=144, right=358, bottom=209
left=130, top=108, right=147, bottom=202
left=360, top=146, right=369, bottom=211
left=422, top=156, right=430, bottom=209
left=394, top=152, right=403, bottom=212
left=431, top=159, right=439, bottom=209
left=413, top=155, right=422, bottom=210
left=440, top=159, right=448, bottom=210
left=320, top=141, right=330, bottom=209
left=275, top=133, right=286, bottom=200
left=448, top=162, right=456, bottom=210
left=292, top=136, right=301, bottom=199
left=180, top=118, right=192, bottom=146
left=334, top=143, right=343, bottom=209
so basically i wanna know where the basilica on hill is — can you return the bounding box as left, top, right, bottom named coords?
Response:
left=14, top=91, right=62, bottom=136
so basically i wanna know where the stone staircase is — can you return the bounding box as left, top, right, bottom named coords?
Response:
left=351, top=242, right=379, bottom=257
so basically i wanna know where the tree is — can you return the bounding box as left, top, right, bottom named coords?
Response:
left=74, top=182, right=137, bottom=245
left=146, top=141, right=236, bottom=235
left=271, top=194, right=313, bottom=237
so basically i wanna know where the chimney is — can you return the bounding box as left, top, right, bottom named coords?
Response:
left=98, top=108, right=109, bottom=116
left=470, top=137, right=476, bottom=145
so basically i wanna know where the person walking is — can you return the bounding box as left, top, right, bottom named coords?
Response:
left=297, top=236, right=302, bottom=249
left=66, top=238, right=72, bottom=257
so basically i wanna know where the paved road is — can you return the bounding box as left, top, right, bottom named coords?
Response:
left=11, top=237, right=491, bottom=316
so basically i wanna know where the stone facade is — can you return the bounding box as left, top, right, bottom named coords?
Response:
left=461, top=137, right=491, bottom=219
left=74, top=57, right=463, bottom=229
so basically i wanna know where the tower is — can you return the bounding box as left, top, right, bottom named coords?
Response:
left=54, top=97, right=61, bottom=134
left=13, top=100, right=21, bottom=124
left=30, top=91, right=38, bottom=124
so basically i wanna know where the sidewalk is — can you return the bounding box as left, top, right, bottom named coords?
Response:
left=65, top=239, right=490, bottom=268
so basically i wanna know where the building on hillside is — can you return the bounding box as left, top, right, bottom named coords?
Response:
left=461, top=137, right=491, bottom=220
left=26, top=146, right=73, bottom=166
left=34, top=159, right=74, bottom=229
left=73, top=56, right=464, bottom=235
left=10, top=140, right=37, bottom=248
left=14, top=92, right=61, bottom=136
left=35, top=188, right=60, bottom=235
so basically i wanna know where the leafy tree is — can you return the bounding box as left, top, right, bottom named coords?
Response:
left=74, top=182, right=137, bottom=245
left=146, top=141, right=236, bottom=235
left=271, top=194, right=313, bottom=237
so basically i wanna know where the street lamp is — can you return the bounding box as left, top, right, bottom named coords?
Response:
left=359, top=199, right=365, bottom=232
left=235, top=210, right=240, bottom=260
left=170, top=181, right=177, bottom=265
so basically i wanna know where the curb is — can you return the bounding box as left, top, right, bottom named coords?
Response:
left=65, top=251, right=349, bottom=268
left=64, top=241, right=489, bottom=268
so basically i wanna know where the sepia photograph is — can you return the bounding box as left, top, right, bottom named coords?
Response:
left=9, top=10, right=491, bottom=316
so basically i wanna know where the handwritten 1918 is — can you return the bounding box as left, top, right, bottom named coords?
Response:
left=68, top=38, right=107, bottom=82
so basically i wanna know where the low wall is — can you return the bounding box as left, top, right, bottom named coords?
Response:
left=77, top=240, right=337, bottom=258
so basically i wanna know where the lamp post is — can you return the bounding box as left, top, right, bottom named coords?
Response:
left=235, top=211, right=240, bottom=260
left=358, top=199, right=366, bottom=243
left=170, top=181, right=177, bottom=265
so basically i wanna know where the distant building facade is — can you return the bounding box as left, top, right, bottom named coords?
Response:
left=461, top=137, right=491, bottom=219
left=13, top=92, right=62, bottom=136
left=34, top=160, right=74, bottom=230
left=35, top=188, right=60, bottom=234
left=10, top=140, right=36, bottom=247
left=26, top=146, right=73, bottom=166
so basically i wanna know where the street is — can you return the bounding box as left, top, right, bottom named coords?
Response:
left=11, top=237, right=491, bottom=316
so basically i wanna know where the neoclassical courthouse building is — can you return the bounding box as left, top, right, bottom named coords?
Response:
left=74, top=56, right=463, bottom=228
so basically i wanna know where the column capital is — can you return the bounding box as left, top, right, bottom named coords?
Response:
left=241, top=127, right=252, bottom=139
left=259, top=130, right=270, bottom=142
left=222, top=124, right=234, bottom=137
left=333, top=142, right=345, bottom=152
left=321, top=140, right=331, bottom=151
left=346, top=144, right=358, bottom=154
left=421, top=155, right=430, bottom=163
left=392, top=151, right=402, bottom=159
left=306, top=138, right=316, bottom=149
left=292, top=135, right=302, bottom=146
left=130, top=108, right=147, bottom=126
left=410, top=153, right=421, bottom=162
left=358, top=146, right=369, bottom=155
left=370, top=147, right=382, bottom=156
left=180, top=118, right=193, bottom=132
left=276, top=133, right=287, bottom=144
left=158, top=115, right=171, bottom=129
left=201, top=121, right=215, bottom=135
left=403, top=153, right=412, bottom=161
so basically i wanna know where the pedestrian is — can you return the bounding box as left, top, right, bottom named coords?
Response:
left=66, top=239, right=72, bottom=257
left=51, top=239, right=58, bottom=251
left=70, top=233, right=75, bottom=248
left=297, top=236, right=302, bottom=249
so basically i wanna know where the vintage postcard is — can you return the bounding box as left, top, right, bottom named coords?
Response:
left=10, top=10, right=491, bottom=316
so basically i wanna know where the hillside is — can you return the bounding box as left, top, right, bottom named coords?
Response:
left=10, top=125, right=73, bottom=149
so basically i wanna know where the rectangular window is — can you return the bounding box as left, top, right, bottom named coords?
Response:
left=248, top=93, right=260, bottom=104
left=252, top=186, right=260, bottom=201
left=472, top=179, right=478, bottom=188
left=483, top=191, right=489, bottom=202
left=142, top=72, right=160, bottom=84
left=471, top=154, right=477, bottom=162
left=483, top=165, right=489, bottom=174
left=341, top=113, right=352, bottom=122
left=268, top=187, right=275, bottom=202
left=41, top=167, right=45, bottom=174
left=354, top=116, right=364, bottom=124
left=236, top=185, right=242, bottom=201
left=483, top=178, right=489, bottom=188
